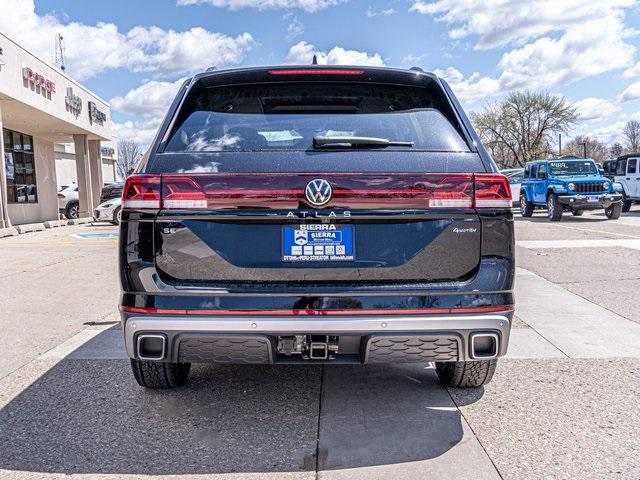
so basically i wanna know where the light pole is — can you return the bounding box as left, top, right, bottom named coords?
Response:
left=582, top=142, right=587, bottom=159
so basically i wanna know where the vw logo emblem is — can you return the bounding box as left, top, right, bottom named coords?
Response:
left=305, top=178, right=333, bottom=207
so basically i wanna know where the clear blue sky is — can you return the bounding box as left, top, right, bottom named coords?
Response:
left=2, top=0, right=640, bottom=147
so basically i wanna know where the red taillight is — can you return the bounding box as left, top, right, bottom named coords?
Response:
left=143, top=173, right=511, bottom=211
left=268, top=69, right=364, bottom=75
left=427, top=175, right=474, bottom=208
left=122, top=175, right=161, bottom=209
left=473, top=174, right=512, bottom=209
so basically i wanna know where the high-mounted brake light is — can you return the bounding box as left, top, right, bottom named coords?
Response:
left=474, top=174, right=512, bottom=209
left=268, top=69, right=364, bottom=76
left=122, top=175, right=161, bottom=209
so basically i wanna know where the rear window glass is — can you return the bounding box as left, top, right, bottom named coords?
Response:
left=163, top=83, right=469, bottom=153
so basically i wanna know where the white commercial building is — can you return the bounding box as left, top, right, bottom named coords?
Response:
left=0, top=32, right=111, bottom=229
left=54, top=143, right=118, bottom=188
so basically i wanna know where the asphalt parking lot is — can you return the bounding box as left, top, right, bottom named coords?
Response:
left=1, top=212, right=640, bottom=480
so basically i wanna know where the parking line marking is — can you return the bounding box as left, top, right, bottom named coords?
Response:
left=517, top=239, right=640, bottom=250
left=551, top=222, right=640, bottom=239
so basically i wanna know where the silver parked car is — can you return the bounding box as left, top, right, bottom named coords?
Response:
left=500, top=168, right=524, bottom=206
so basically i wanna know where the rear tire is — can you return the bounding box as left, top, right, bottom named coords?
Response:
left=546, top=194, right=563, bottom=221
left=111, top=207, right=121, bottom=225
left=572, top=210, right=584, bottom=216
left=520, top=193, right=534, bottom=217
left=435, top=359, right=498, bottom=388
left=65, top=201, right=79, bottom=220
left=605, top=203, right=622, bottom=220
left=130, top=359, right=191, bottom=389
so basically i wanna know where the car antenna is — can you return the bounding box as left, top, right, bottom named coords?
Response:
left=312, top=54, right=318, bottom=65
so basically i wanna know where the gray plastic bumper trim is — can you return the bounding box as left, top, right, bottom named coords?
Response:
left=122, top=312, right=511, bottom=361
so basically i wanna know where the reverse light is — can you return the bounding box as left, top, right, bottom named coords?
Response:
left=121, top=175, right=161, bottom=209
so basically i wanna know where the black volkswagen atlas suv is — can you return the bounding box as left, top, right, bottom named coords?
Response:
left=119, top=66, right=515, bottom=389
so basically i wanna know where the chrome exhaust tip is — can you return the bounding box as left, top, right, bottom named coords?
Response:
left=137, top=334, right=166, bottom=361
left=470, top=332, right=499, bottom=360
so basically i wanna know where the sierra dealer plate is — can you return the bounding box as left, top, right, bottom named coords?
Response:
left=282, top=224, right=355, bottom=262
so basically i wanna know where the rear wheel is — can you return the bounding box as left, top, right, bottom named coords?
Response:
left=572, top=210, right=584, bottom=216
left=520, top=193, right=534, bottom=217
left=65, top=201, right=79, bottom=220
left=605, top=203, right=622, bottom=220
left=111, top=207, right=121, bottom=225
left=546, top=194, right=563, bottom=221
left=435, top=359, right=498, bottom=388
left=130, top=359, right=191, bottom=389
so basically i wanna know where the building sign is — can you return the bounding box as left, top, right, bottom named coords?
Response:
left=88, top=101, right=106, bottom=126
left=101, top=146, right=115, bottom=157
left=22, top=67, right=56, bottom=98
left=65, top=87, right=82, bottom=117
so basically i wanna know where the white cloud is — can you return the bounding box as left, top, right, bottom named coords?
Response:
left=285, top=41, right=385, bottom=66
left=111, top=117, right=164, bottom=147
left=434, top=67, right=500, bottom=102
left=624, top=61, right=640, bottom=78
left=618, top=81, right=640, bottom=103
left=110, top=78, right=186, bottom=117
left=177, top=0, right=345, bottom=12
left=286, top=15, right=305, bottom=39
left=0, top=0, right=254, bottom=80
left=572, top=98, right=621, bottom=121
left=410, top=0, right=635, bottom=50
left=366, top=6, right=395, bottom=17
left=401, top=53, right=428, bottom=64
left=414, top=0, right=636, bottom=104
left=434, top=14, right=635, bottom=103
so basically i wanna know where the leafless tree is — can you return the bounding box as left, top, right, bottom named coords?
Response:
left=471, top=91, right=578, bottom=168
left=622, top=120, right=640, bottom=153
left=610, top=142, right=624, bottom=159
left=562, top=136, right=609, bottom=164
left=116, top=139, right=142, bottom=180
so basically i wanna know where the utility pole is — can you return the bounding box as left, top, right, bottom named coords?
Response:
left=558, top=133, right=562, bottom=157
left=582, top=142, right=587, bottom=159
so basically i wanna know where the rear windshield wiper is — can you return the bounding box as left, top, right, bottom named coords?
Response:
left=313, top=136, right=414, bottom=149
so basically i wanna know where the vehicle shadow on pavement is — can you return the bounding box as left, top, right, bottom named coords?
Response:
left=0, top=329, right=480, bottom=475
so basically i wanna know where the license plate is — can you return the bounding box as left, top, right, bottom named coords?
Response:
left=587, top=196, right=599, bottom=203
left=283, top=225, right=354, bottom=262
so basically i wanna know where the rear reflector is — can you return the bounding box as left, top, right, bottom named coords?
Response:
left=268, top=69, right=364, bottom=75
left=121, top=305, right=514, bottom=316
left=122, top=175, right=161, bottom=209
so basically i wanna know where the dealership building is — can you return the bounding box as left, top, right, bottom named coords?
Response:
left=0, top=32, right=111, bottom=232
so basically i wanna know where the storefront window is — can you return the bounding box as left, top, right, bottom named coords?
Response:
left=3, top=128, right=37, bottom=204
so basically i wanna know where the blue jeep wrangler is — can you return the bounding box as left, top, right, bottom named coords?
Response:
left=520, top=159, right=624, bottom=221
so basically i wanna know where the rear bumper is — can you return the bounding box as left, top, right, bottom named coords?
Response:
left=122, top=311, right=512, bottom=364
left=557, top=193, right=622, bottom=208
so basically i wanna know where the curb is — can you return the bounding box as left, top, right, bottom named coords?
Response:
left=0, top=227, right=19, bottom=238
left=14, top=223, right=46, bottom=234
left=67, top=217, right=93, bottom=225
left=44, top=220, right=68, bottom=229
